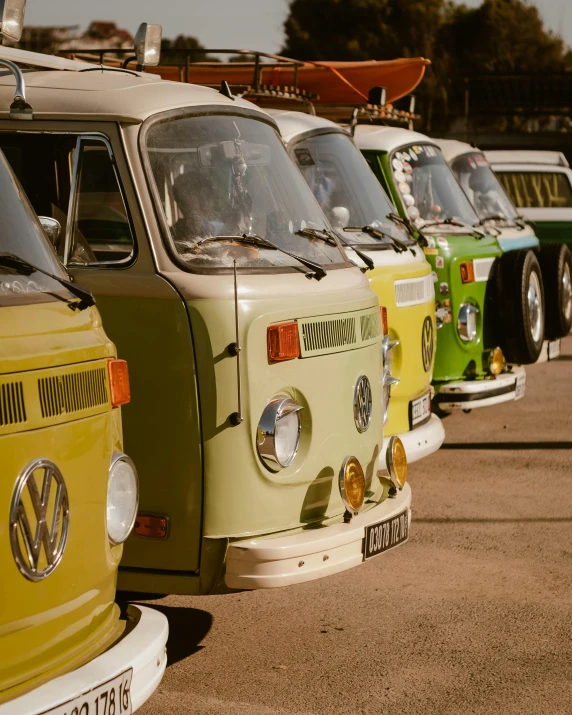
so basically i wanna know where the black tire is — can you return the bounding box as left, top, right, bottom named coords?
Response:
left=538, top=242, right=572, bottom=339
left=494, top=249, right=545, bottom=364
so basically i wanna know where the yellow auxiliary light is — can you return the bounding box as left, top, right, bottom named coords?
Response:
left=489, top=346, right=505, bottom=376
left=386, top=436, right=408, bottom=490
left=339, top=456, right=365, bottom=517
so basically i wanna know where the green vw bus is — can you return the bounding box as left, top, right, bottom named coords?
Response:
left=0, top=37, right=410, bottom=593
left=355, top=125, right=530, bottom=411
left=0, top=51, right=167, bottom=715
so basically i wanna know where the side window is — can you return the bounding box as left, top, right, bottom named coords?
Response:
left=68, top=139, right=135, bottom=265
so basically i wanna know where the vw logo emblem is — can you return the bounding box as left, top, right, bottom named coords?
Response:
left=9, top=458, right=69, bottom=582
left=421, top=316, right=434, bottom=373
left=354, top=375, right=372, bottom=433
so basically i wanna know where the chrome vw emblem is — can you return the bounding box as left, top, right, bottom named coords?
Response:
left=354, top=375, right=372, bottom=433
left=9, top=458, right=69, bottom=582
left=421, top=316, right=434, bottom=372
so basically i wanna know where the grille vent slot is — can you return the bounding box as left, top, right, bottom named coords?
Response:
left=360, top=312, right=382, bottom=342
left=38, top=367, right=108, bottom=419
left=302, top=317, right=356, bottom=353
left=0, top=382, right=26, bottom=425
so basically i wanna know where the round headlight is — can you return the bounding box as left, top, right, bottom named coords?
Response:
left=457, top=302, right=480, bottom=342
left=107, top=453, right=138, bottom=545
left=386, top=436, right=408, bottom=489
left=257, top=397, right=303, bottom=470
left=488, top=346, right=505, bottom=376
left=339, top=456, right=365, bottom=515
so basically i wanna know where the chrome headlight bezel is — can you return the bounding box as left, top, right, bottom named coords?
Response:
left=107, top=452, right=139, bottom=546
left=457, top=302, right=480, bottom=343
left=257, top=397, right=303, bottom=471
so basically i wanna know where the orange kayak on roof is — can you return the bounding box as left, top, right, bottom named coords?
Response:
left=148, top=57, right=430, bottom=105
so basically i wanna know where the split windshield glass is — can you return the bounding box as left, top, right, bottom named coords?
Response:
left=451, top=151, right=519, bottom=221
left=144, top=114, right=346, bottom=271
left=291, top=131, right=413, bottom=249
left=0, top=149, right=70, bottom=307
left=390, top=144, right=478, bottom=230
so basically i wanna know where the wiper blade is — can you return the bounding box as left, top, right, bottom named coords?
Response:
left=344, top=224, right=409, bottom=254
left=386, top=213, right=428, bottom=247
left=0, top=252, right=95, bottom=311
left=420, top=218, right=486, bottom=240
left=197, top=233, right=327, bottom=280
left=296, top=227, right=374, bottom=272
left=476, top=214, right=523, bottom=231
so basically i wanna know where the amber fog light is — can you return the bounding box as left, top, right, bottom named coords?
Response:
left=339, top=456, right=365, bottom=517
left=386, top=436, right=407, bottom=490
left=488, top=346, right=505, bottom=376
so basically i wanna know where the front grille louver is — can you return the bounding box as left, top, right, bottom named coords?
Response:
left=0, top=381, right=27, bottom=425
left=298, top=308, right=382, bottom=357
left=38, top=367, right=108, bottom=419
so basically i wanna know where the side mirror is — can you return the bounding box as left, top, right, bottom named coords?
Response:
left=134, top=23, right=162, bottom=69
left=331, top=206, right=350, bottom=229
left=0, top=0, right=26, bottom=43
left=38, top=216, right=61, bottom=249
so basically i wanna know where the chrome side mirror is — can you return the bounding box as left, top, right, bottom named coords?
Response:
left=134, top=23, right=162, bottom=70
left=0, top=0, right=26, bottom=42
left=38, top=216, right=61, bottom=249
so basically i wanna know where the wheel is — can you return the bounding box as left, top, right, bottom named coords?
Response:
left=494, top=249, right=545, bottom=364
left=538, top=243, right=572, bottom=338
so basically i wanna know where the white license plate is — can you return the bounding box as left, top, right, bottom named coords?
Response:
left=41, top=668, right=133, bottom=715
left=515, top=372, right=526, bottom=400
left=548, top=339, right=561, bottom=360
left=409, top=391, right=431, bottom=429
left=364, top=510, right=409, bottom=560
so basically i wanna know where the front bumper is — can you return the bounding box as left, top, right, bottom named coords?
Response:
left=534, top=339, right=561, bottom=364
left=378, top=414, right=445, bottom=471
left=225, top=484, right=412, bottom=590
left=435, top=366, right=526, bottom=411
left=0, top=606, right=168, bottom=715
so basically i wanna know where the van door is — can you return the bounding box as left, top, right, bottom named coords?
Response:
left=0, top=126, right=203, bottom=575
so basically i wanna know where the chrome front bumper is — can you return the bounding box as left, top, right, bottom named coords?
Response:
left=225, top=484, right=412, bottom=590
left=435, top=366, right=526, bottom=412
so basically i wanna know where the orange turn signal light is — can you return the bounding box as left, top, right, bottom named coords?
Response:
left=108, top=359, right=131, bottom=407
left=267, top=322, right=300, bottom=362
left=460, top=261, right=475, bottom=284
left=380, top=306, right=389, bottom=336
left=134, top=513, right=169, bottom=539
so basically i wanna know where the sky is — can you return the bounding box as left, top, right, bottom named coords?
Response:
left=24, top=0, right=572, bottom=55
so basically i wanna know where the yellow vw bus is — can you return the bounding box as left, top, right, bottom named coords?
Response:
left=0, top=54, right=167, bottom=715
left=0, top=31, right=410, bottom=593
left=271, top=110, right=444, bottom=467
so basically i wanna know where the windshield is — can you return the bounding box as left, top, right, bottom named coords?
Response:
left=390, top=144, right=478, bottom=230
left=496, top=170, right=572, bottom=209
left=451, top=152, right=518, bottom=221
left=291, top=132, right=413, bottom=248
left=0, top=149, right=68, bottom=307
left=144, top=113, right=346, bottom=270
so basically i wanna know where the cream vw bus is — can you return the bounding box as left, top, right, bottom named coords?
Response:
left=0, top=32, right=410, bottom=592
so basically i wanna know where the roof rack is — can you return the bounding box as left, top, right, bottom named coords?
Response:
left=58, top=46, right=319, bottom=109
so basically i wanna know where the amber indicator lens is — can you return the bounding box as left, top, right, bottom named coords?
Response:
left=134, top=514, right=169, bottom=539
left=267, top=322, right=300, bottom=362
left=460, top=261, right=475, bottom=284
left=489, top=346, right=505, bottom=376
left=387, top=436, right=408, bottom=488
left=108, top=359, right=131, bottom=406
left=380, top=306, right=388, bottom=336
left=339, top=456, right=366, bottom=512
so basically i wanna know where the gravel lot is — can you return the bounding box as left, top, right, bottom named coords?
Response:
left=138, top=337, right=572, bottom=715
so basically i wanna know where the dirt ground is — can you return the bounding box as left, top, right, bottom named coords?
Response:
left=138, top=337, right=572, bottom=715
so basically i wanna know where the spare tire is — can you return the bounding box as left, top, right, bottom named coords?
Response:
left=538, top=242, right=572, bottom=339
left=494, top=249, right=545, bottom=364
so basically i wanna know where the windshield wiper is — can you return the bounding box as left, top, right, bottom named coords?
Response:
left=295, top=227, right=374, bottom=272
left=476, top=214, right=523, bottom=231
left=343, top=224, right=409, bottom=254
left=420, top=218, right=486, bottom=240
left=0, top=252, right=95, bottom=311
left=196, top=234, right=327, bottom=280
left=386, top=213, right=428, bottom=247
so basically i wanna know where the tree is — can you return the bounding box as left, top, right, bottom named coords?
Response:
left=161, top=35, right=218, bottom=65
